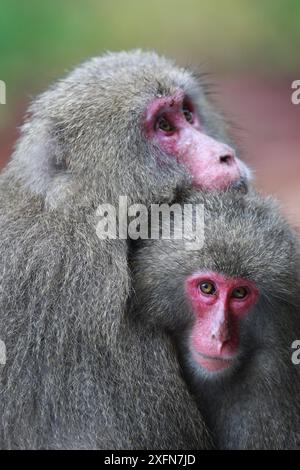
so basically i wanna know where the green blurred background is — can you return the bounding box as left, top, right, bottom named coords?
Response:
left=0, top=0, right=299, bottom=223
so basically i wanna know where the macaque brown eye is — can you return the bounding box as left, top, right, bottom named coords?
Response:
left=199, top=281, right=216, bottom=295
left=183, top=107, right=193, bottom=123
left=157, top=116, right=174, bottom=133
left=231, top=287, right=248, bottom=299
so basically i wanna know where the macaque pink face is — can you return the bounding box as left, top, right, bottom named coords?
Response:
left=144, top=91, right=249, bottom=190
left=185, top=272, right=259, bottom=373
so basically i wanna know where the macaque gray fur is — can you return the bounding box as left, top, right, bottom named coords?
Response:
left=131, top=190, right=300, bottom=450
left=0, top=50, right=239, bottom=449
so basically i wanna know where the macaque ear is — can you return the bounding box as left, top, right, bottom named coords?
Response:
left=11, top=118, right=71, bottom=201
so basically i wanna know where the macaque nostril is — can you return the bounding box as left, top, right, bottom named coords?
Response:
left=220, top=154, right=233, bottom=165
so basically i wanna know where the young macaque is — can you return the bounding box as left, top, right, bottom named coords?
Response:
left=130, top=190, right=300, bottom=449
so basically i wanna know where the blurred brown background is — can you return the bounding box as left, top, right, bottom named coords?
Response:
left=0, top=0, right=299, bottom=225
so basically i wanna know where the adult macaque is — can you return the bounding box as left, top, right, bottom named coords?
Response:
left=0, top=49, right=252, bottom=449
left=131, top=190, right=300, bottom=449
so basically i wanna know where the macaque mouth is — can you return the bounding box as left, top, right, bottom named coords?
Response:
left=230, top=177, right=248, bottom=194
left=194, top=351, right=235, bottom=372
